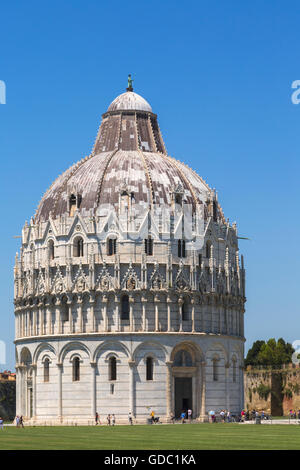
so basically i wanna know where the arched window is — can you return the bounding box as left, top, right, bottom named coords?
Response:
left=146, top=357, right=153, bottom=381
left=73, top=237, right=84, bottom=257
left=145, top=236, right=153, bottom=256
left=198, top=254, right=202, bottom=267
left=178, top=239, right=186, bottom=257
left=69, top=194, right=77, bottom=216
left=72, top=357, right=80, bottom=382
left=182, top=301, right=188, bottom=321
left=44, top=358, right=50, bottom=383
left=206, top=241, right=212, bottom=258
left=48, top=240, right=55, bottom=260
left=109, top=356, right=117, bottom=381
left=121, top=295, right=129, bottom=321
left=213, top=358, right=218, bottom=381
left=61, top=298, right=69, bottom=322
left=173, top=350, right=193, bottom=367
left=107, top=238, right=117, bottom=256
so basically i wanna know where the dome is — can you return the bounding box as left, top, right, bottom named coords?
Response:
left=33, top=86, right=225, bottom=223
left=107, top=91, right=152, bottom=113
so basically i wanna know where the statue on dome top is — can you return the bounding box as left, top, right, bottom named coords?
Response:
left=127, top=74, right=134, bottom=91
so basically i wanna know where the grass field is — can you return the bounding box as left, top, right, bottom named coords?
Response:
left=0, top=423, right=300, bottom=450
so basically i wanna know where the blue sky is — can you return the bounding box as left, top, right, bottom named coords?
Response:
left=0, top=0, right=299, bottom=370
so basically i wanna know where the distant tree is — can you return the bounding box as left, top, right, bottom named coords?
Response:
left=245, top=338, right=294, bottom=367
left=245, top=340, right=265, bottom=366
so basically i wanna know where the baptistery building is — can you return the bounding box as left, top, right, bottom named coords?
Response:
left=14, top=82, right=246, bottom=423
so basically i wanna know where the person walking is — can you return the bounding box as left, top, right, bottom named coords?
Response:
left=107, top=414, right=111, bottom=425
left=19, top=416, right=24, bottom=428
left=128, top=412, right=133, bottom=425
left=95, top=412, right=99, bottom=425
left=111, top=414, right=116, bottom=426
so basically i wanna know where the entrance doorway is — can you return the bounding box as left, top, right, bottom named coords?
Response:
left=175, top=377, right=192, bottom=418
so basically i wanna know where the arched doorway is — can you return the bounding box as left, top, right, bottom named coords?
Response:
left=170, top=343, right=203, bottom=419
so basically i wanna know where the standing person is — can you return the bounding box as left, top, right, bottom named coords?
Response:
left=111, top=414, right=116, bottom=426
left=107, top=414, right=111, bottom=425
left=19, top=416, right=24, bottom=428
left=150, top=410, right=155, bottom=423
left=0, top=417, right=3, bottom=430
left=15, top=416, right=20, bottom=428
left=128, top=412, right=133, bottom=425
left=226, top=411, right=231, bottom=423
left=220, top=410, right=225, bottom=422
left=95, top=412, right=99, bottom=425
left=187, top=408, right=192, bottom=423
left=181, top=411, right=186, bottom=424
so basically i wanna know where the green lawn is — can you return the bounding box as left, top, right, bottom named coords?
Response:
left=0, top=423, right=300, bottom=450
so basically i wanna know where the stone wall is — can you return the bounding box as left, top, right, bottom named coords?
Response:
left=244, top=364, right=300, bottom=416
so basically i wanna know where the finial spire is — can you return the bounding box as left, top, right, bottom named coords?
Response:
left=127, top=74, right=134, bottom=92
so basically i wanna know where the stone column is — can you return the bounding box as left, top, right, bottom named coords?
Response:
left=68, top=302, right=73, bottom=334
left=91, top=362, right=97, bottom=418
left=225, top=361, right=230, bottom=412
left=128, top=360, right=136, bottom=416
left=57, top=363, right=63, bottom=423
left=129, top=296, right=134, bottom=332
left=90, top=301, right=95, bottom=333
left=200, top=361, right=206, bottom=420
left=141, top=296, right=147, bottom=332
left=47, top=305, right=52, bottom=335
left=115, top=294, right=120, bottom=332
left=58, top=303, right=62, bottom=335
left=167, top=296, right=172, bottom=332
left=32, top=364, right=37, bottom=418
left=154, top=295, right=159, bottom=332
left=103, top=295, right=108, bottom=332
left=165, top=361, right=173, bottom=419
left=178, top=296, right=183, bottom=332
left=33, top=308, right=37, bottom=336
left=78, top=298, right=83, bottom=333
left=191, top=297, right=195, bottom=333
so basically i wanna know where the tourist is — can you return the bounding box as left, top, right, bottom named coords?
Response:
left=226, top=411, right=231, bottom=423
left=0, top=417, right=3, bottom=430
left=15, top=416, right=20, bottom=428
left=187, top=408, right=192, bottom=423
left=150, top=410, right=155, bottom=424
left=95, top=412, right=99, bottom=425
left=241, top=410, right=245, bottom=422
left=181, top=411, right=186, bottom=424
left=128, top=412, right=133, bottom=425
left=107, top=414, right=111, bottom=425
left=220, top=410, right=225, bottom=422
left=112, top=414, right=116, bottom=426
left=19, top=416, right=24, bottom=428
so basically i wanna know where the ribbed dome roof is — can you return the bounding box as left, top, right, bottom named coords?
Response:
left=34, top=88, right=220, bottom=223
left=107, top=91, right=152, bottom=113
